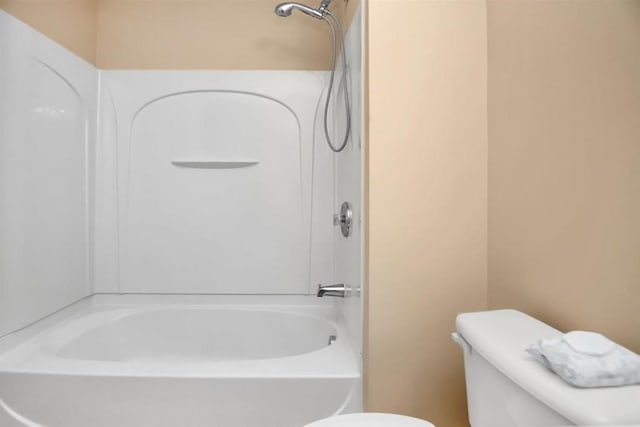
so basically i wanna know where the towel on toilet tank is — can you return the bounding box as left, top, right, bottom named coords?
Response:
left=527, top=331, right=640, bottom=388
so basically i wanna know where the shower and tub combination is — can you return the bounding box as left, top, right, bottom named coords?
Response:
left=0, top=0, right=363, bottom=425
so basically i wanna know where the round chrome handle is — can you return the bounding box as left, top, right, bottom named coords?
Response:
left=339, top=201, right=352, bottom=238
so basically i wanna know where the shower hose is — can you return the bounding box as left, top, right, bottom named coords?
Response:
left=323, top=10, right=351, bottom=153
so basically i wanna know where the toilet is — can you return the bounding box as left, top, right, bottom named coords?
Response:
left=305, top=413, right=434, bottom=427
left=453, top=309, right=640, bottom=426
left=307, top=309, right=640, bottom=427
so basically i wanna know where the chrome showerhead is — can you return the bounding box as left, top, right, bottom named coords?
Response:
left=274, top=2, right=324, bottom=20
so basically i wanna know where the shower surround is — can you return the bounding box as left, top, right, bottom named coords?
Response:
left=95, top=70, right=334, bottom=295
left=0, top=5, right=363, bottom=426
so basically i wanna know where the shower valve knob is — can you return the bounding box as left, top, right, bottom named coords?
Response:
left=334, top=202, right=352, bottom=237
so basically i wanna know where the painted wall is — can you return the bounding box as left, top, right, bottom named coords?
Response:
left=487, top=0, right=640, bottom=352
left=1, top=0, right=358, bottom=70
left=95, top=0, right=359, bottom=70
left=0, top=10, right=97, bottom=336
left=0, top=0, right=97, bottom=64
left=95, top=0, right=332, bottom=70
left=365, top=1, right=488, bottom=426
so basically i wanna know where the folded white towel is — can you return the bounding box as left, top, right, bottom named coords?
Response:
left=527, top=331, right=640, bottom=388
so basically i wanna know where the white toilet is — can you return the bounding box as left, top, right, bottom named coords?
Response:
left=305, top=413, right=433, bottom=427
left=307, top=309, right=640, bottom=427
left=454, top=309, right=640, bottom=426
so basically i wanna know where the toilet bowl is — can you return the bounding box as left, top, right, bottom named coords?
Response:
left=304, top=413, right=434, bottom=427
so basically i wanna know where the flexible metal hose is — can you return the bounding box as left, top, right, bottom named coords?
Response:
left=322, top=11, right=351, bottom=153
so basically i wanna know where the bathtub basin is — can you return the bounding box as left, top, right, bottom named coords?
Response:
left=44, top=307, right=338, bottom=363
left=0, top=295, right=361, bottom=427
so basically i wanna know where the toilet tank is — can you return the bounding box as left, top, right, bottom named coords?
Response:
left=454, top=310, right=640, bottom=427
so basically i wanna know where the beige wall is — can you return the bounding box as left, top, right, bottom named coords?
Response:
left=0, top=0, right=98, bottom=63
left=366, top=1, right=488, bottom=426
left=96, top=0, right=334, bottom=69
left=1, top=0, right=358, bottom=69
left=488, top=0, right=640, bottom=353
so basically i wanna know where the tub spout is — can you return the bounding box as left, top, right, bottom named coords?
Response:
left=317, top=283, right=359, bottom=298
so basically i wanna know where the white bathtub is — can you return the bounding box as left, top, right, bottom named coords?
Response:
left=0, top=295, right=361, bottom=427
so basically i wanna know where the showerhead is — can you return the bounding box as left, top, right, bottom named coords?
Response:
left=274, top=2, right=324, bottom=20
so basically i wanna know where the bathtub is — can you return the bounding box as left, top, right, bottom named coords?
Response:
left=0, top=295, right=361, bottom=427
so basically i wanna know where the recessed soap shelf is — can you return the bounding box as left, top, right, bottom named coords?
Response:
left=171, top=160, right=259, bottom=169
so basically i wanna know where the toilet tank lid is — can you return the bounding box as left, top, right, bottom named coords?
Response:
left=456, top=309, right=640, bottom=425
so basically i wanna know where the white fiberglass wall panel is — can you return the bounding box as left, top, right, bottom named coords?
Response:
left=334, top=5, right=363, bottom=352
left=97, top=72, right=333, bottom=294
left=0, top=10, right=96, bottom=336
